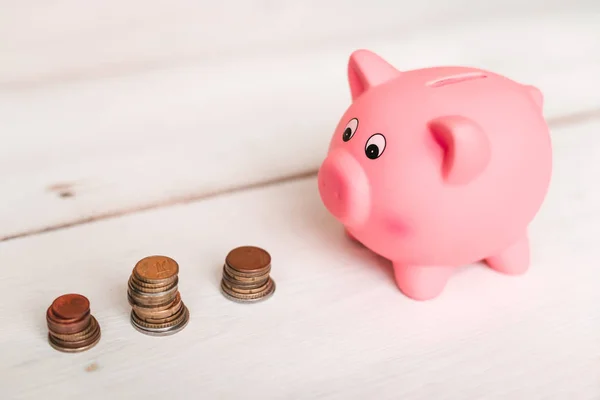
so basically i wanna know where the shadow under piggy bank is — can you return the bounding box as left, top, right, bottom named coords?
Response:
left=285, top=177, right=395, bottom=284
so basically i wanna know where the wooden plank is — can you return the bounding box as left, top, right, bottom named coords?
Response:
left=1, top=119, right=598, bottom=399
left=1, top=2, right=597, bottom=85
left=1, top=14, right=600, bottom=239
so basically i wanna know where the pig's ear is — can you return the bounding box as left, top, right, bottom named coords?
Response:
left=428, top=116, right=491, bottom=185
left=347, top=49, right=400, bottom=100
left=524, top=85, right=543, bottom=109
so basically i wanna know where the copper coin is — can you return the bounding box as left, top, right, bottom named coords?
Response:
left=134, top=255, right=179, bottom=283
left=128, top=276, right=178, bottom=294
left=130, top=307, right=190, bottom=337
left=128, top=289, right=178, bottom=307
left=223, top=263, right=270, bottom=281
left=50, top=326, right=101, bottom=349
left=225, top=246, right=271, bottom=272
left=48, top=332, right=101, bottom=353
left=132, top=292, right=181, bottom=312
left=222, top=268, right=268, bottom=287
left=131, top=304, right=189, bottom=330
left=49, top=316, right=99, bottom=342
left=46, top=307, right=92, bottom=334
left=140, top=303, right=186, bottom=324
left=49, top=316, right=98, bottom=342
left=51, top=294, right=90, bottom=320
left=130, top=273, right=177, bottom=290
left=133, top=296, right=183, bottom=320
left=221, top=278, right=275, bottom=302
left=222, top=279, right=270, bottom=295
left=48, top=326, right=101, bottom=351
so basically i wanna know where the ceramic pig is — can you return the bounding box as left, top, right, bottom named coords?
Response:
left=317, top=49, right=552, bottom=301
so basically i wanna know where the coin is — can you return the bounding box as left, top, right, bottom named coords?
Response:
left=128, top=256, right=189, bottom=336
left=48, top=326, right=101, bottom=353
left=223, top=263, right=270, bottom=281
left=128, top=291, right=177, bottom=307
left=49, top=317, right=99, bottom=342
left=49, top=321, right=100, bottom=346
left=129, top=275, right=178, bottom=293
left=51, top=294, right=90, bottom=320
left=130, top=306, right=190, bottom=337
left=46, top=294, right=101, bottom=353
left=221, top=279, right=270, bottom=295
left=134, top=255, right=179, bottom=283
left=225, top=246, right=271, bottom=272
left=220, top=246, right=276, bottom=303
left=133, top=296, right=183, bottom=321
left=220, top=279, right=276, bottom=303
left=128, top=278, right=179, bottom=298
left=222, top=268, right=268, bottom=288
left=135, top=303, right=186, bottom=325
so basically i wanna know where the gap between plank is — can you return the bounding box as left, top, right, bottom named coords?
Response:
left=2, top=108, right=600, bottom=243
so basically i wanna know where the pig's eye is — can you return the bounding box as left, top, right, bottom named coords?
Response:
left=365, top=134, right=386, bottom=159
left=342, top=118, right=359, bottom=142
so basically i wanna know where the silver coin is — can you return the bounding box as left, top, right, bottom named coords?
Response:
left=129, top=307, right=189, bottom=337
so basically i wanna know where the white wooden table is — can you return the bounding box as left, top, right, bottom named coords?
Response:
left=1, top=3, right=600, bottom=399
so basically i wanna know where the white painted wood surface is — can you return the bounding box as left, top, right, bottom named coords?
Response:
left=1, top=3, right=600, bottom=398
left=1, top=1, right=598, bottom=86
left=1, top=119, right=599, bottom=399
left=2, top=11, right=600, bottom=240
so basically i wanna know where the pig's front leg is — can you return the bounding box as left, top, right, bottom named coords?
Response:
left=485, top=235, right=530, bottom=275
left=392, top=264, right=454, bottom=301
left=345, top=228, right=361, bottom=244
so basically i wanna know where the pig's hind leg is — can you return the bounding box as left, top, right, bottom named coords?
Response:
left=392, top=264, right=454, bottom=301
left=485, top=235, right=530, bottom=275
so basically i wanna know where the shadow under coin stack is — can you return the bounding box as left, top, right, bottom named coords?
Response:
left=127, top=255, right=190, bottom=336
left=221, top=246, right=276, bottom=303
left=46, top=294, right=101, bottom=353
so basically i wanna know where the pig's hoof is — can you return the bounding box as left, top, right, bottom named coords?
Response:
left=485, top=235, right=530, bottom=275
left=392, top=264, right=454, bottom=301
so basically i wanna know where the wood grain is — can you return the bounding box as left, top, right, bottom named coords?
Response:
left=1, top=119, right=598, bottom=399
left=1, top=14, right=600, bottom=239
left=1, top=2, right=597, bottom=85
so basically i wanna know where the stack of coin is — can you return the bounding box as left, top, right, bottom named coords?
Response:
left=127, top=255, right=189, bottom=336
left=221, top=246, right=276, bottom=303
left=46, top=294, right=101, bottom=353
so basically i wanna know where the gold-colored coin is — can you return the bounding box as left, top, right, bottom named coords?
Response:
left=130, top=308, right=190, bottom=337
left=49, top=317, right=98, bottom=342
left=127, top=282, right=178, bottom=301
left=130, top=273, right=177, bottom=290
left=222, top=269, right=268, bottom=288
left=47, top=326, right=101, bottom=352
left=134, top=255, right=179, bottom=283
left=128, top=276, right=178, bottom=294
left=222, top=279, right=270, bottom=295
left=133, top=298, right=183, bottom=321
left=132, top=292, right=181, bottom=312
left=131, top=305, right=189, bottom=330
left=220, top=278, right=275, bottom=302
left=223, top=264, right=270, bottom=282
left=130, top=273, right=177, bottom=289
left=141, top=304, right=186, bottom=324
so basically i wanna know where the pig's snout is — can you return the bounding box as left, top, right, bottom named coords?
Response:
left=318, top=149, right=370, bottom=227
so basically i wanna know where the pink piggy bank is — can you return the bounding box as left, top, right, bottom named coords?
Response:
left=317, top=49, right=552, bottom=301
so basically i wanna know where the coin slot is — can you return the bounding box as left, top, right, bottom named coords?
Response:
left=427, top=72, right=487, bottom=88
